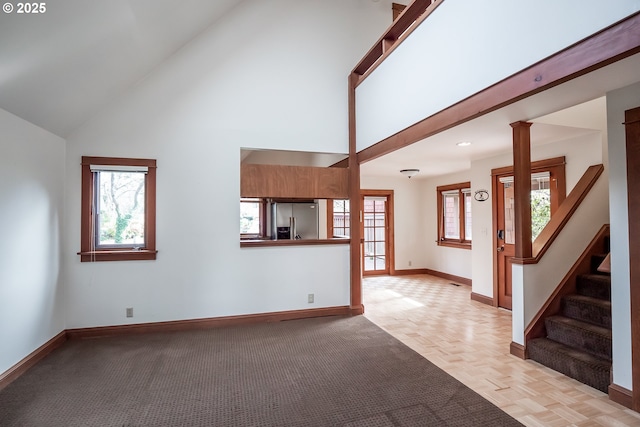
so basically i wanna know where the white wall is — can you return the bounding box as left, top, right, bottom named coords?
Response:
left=606, top=81, right=640, bottom=391
left=360, top=175, right=428, bottom=272
left=421, top=171, right=472, bottom=279
left=0, top=109, right=66, bottom=375
left=63, top=0, right=393, bottom=328
left=471, top=132, right=605, bottom=299
left=356, top=0, right=640, bottom=151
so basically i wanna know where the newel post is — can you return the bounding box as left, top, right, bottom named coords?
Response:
left=511, top=121, right=533, bottom=259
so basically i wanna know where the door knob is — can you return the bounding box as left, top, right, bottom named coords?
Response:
left=497, top=246, right=505, bottom=252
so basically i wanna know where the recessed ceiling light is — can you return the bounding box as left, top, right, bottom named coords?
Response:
left=457, top=141, right=472, bottom=147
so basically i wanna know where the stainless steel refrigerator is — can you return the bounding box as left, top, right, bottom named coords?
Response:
left=271, top=202, right=319, bottom=240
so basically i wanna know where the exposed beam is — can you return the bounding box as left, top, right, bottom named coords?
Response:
left=358, top=12, right=640, bottom=163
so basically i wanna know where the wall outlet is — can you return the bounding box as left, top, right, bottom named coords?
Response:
left=126, top=307, right=133, bottom=318
left=408, top=260, right=412, bottom=266
left=308, top=293, right=314, bottom=304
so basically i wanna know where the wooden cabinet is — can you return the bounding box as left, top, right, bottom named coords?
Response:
left=241, top=164, right=349, bottom=199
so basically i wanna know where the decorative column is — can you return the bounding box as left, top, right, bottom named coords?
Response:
left=511, top=121, right=533, bottom=260
left=348, top=72, right=364, bottom=315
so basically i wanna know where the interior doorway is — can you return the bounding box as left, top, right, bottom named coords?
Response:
left=492, top=157, right=566, bottom=309
left=362, top=190, right=394, bottom=276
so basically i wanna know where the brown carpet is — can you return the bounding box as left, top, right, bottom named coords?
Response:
left=0, top=316, right=523, bottom=426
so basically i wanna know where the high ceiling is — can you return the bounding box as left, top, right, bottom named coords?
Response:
left=1, top=1, right=638, bottom=180
left=0, top=0, right=245, bottom=137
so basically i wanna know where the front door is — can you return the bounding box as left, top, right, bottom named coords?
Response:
left=496, top=180, right=516, bottom=309
left=493, top=158, right=566, bottom=309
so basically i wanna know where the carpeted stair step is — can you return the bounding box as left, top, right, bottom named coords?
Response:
left=545, top=316, right=612, bottom=360
left=528, top=337, right=611, bottom=393
left=576, top=274, right=611, bottom=300
left=562, top=294, right=611, bottom=328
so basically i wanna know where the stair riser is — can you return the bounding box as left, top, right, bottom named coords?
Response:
left=562, top=300, right=611, bottom=328
left=528, top=343, right=610, bottom=393
left=576, top=275, right=611, bottom=300
left=545, top=320, right=611, bottom=360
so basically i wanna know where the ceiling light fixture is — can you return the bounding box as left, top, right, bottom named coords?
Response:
left=457, top=141, right=472, bottom=147
left=400, top=169, right=420, bottom=179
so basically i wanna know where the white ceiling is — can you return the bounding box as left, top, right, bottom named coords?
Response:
left=0, top=0, right=245, bottom=137
left=1, top=0, right=638, bottom=178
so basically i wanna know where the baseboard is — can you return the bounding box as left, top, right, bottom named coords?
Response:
left=423, top=269, right=472, bottom=286
left=392, top=268, right=430, bottom=276
left=608, top=383, right=633, bottom=409
left=510, top=341, right=527, bottom=359
left=0, top=331, right=67, bottom=391
left=66, top=306, right=353, bottom=339
left=350, top=304, right=365, bottom=315
left=470, top=292, right=494, bottom=306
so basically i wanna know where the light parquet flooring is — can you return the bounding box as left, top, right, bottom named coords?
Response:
left=363, top=274, right=640, bottom=427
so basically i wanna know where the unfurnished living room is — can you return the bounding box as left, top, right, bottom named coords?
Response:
left=2, top=1, right=640, bottom=426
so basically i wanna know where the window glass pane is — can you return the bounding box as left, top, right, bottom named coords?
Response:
left=240, top=200, right=260, bottom=234
left=531, top=179, right=551, bottom=241
left=443, top=193, right=460, bottom=239
left=375, top=227, right=385, bottom=241
left=464, top=192, right=472, bottom=240
left=96, top=171, right=145, bottom=246
left=504, top=183, right=515, bottom=245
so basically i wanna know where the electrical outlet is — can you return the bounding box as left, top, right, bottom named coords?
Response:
left=408, top=260, right=412, bottom=266
left=308, top=293, right=314, bottom=303
left=126, top=307, right=133, bottom=318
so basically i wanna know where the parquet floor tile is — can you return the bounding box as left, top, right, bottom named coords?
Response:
left=363, top=274, right=639, bottom=427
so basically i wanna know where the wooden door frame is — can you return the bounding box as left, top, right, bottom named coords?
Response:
left=361, top=190, right=395, bottom=276
left=492, top=156, right=566, bottom=307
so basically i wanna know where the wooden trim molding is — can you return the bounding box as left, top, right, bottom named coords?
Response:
left=470, top=292, right=494, bottom=306
left=240, top=238, right=349, bottom=248
left=512, top=164, right=604, bottom=265
left=422, top=268, right=471, bottom=286
left=609, top=384, right=633, bottom=409
left=66, top=306, right=354, bottom=340
left=357, top=12, right=640, bottom=163
left=0, top=331, right=67, bottom=391
left=80, top=156, right=157, bottom=262
left=353, top=0, right=440, bottom=81
left=510, top=341, right=527, bottom=360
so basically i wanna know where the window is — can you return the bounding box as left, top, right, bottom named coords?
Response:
left=329, top=199, right=350, bottom=237
left=437, top=182, right=471, bottom=249
left=240, top=198, right=265, bottom=238
left=79, top=156, right=157, bottom=262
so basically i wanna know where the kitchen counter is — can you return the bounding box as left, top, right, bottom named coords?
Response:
left=240, top=238, right=349, bottom=248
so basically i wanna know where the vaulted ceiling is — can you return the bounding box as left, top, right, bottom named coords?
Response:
left=0, top=0, right=245, bottom=137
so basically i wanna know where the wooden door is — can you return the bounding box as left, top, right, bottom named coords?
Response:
left=361, top=191, right=394, bottom=276
left=493, top=158, right=566, bottom=310
left=496, top=181, right=516, bottom=309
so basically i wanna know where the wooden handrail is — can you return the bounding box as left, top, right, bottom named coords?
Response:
left=352, top=0, right=442, bottom=84
left=512, top=164, right=604, bottom=265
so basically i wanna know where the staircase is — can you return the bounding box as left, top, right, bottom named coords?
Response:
left=527, top=251, right=612, bottom=393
